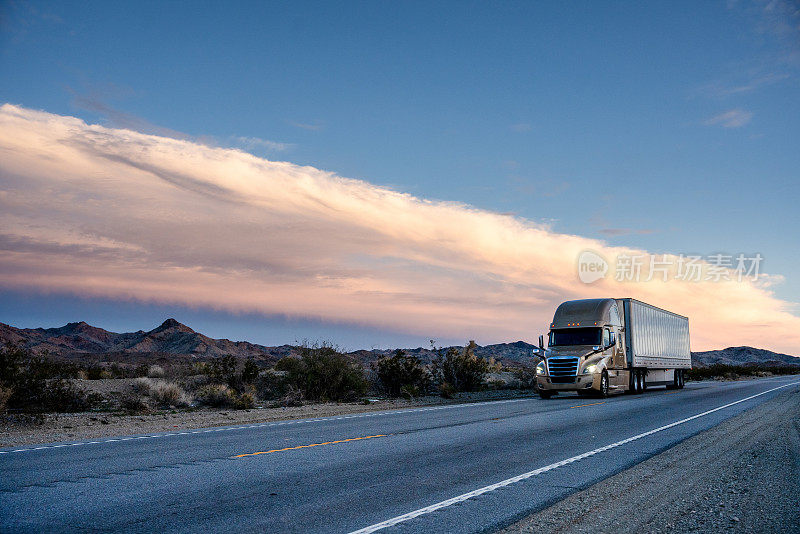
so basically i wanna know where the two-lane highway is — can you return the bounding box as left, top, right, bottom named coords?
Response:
left=2, top=376, right=798, bottom=533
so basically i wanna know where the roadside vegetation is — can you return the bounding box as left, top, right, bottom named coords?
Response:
left=1, top=339, right=536, bottom=416
left=687, top=364, right=800, bottom=381
left=373, top=349, right=430, bottom=398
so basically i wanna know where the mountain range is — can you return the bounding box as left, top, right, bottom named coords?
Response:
left=1, top=319, right=798, bottom=368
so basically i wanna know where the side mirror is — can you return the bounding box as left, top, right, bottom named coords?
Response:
left=608, top=332, right=616, bottom=348
left=538, top=335, right=545, bottom=351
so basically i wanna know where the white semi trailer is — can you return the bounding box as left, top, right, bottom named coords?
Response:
left=535, top=298, right=691, bottom=398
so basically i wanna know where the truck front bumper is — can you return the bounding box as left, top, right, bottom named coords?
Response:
left=537, top=373, right=596, bottom=391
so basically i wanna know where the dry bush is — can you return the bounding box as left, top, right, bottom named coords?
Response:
left=0, top=345, right=103, bottom=413
left=439, top=382, right=456, bottom=399
left=150, top=381, right=191, bottom=408
left=132, top=377, right=154, bottom=394
left=234, top=392, right=255, bottom=410
left=272, top=385, right=304, bottom=407
left=374, top=350, right=429, bottom=397
left=432, top=341, right=489, bottom=393
left=275, top=343, right=367, bottom=402
left=0, top=385, right=11, bottom=413
left=147, top=365, right=166, bottom=378
left=196, top=384, right=236, bottom=407
left=119, top=392, right=149, bottom=414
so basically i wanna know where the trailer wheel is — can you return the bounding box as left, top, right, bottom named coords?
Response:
left=678, top=370, right=685, bottom=389
left=668, top=370, right=679, bottom=389
left=641, top=369, right=647, bottom=392
left=633, top=370, right=642, bottom=394
left=599, top=371, right=609, bottom=398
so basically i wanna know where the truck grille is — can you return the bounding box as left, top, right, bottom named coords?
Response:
left=547, top=357, right=579, bottom=384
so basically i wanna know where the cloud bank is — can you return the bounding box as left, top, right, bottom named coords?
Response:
left=1, top=104, right=798, bottom=353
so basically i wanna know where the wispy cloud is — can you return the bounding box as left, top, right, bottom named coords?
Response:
left=598, top=228, right=656, bottom=237
left=704, top=108, right=753, bottom=128
left=72, top=92, right=192, bottom=140
left=234, top=136, right=293, bottom=152
left=1, top=104, right=799, bottom=353
left=699, top=72, right=789, bottom=97
left=289, top=120, right=324, bottom=131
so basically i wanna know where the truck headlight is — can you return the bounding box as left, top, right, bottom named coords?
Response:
left=583, top=364, right=597, bottom=374
left=536, top=361, right=546, bottom=375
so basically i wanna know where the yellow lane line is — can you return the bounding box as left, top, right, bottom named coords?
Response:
left=570, top=402, right=606, bottom=409
left=232, top=434, right=389, bottom=458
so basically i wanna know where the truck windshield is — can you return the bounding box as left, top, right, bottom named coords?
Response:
left=549, top=328, right=601, bottom=346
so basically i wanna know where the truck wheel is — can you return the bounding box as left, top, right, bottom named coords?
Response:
left=539, top=391, right=554, bottom=399
left=669, top=370, right=680, bottom=389
left=641, top=370, right=647, bottom=392
left=678, top=370, right=685, bottom=389
left=633, top=370, right=642, bottom=394
left=599, top=371, right=609, bottom=398
left=627, top=370, right=636, bottom=394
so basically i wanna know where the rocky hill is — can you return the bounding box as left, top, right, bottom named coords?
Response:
left=1, top=320, right=797, bottom=368
left=691, top=346, right=800, bottom=367
left=0, top=319, right=294, bottom=364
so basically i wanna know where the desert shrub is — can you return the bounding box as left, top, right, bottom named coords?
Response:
left=196, top=384, right=236, bottom=407
left=85, top=365, right=105, bottom=380
left=0, top=385, right=12, bottom=413
left=234, top=392, right=255, bottom=410
left=255, top=369, right=289, bottom=400
left=119, top=392, right=149, bottom=414
left=431, top=341, right=489, bottom=393
left=439, top=381, right=456, bottom=399
left=270, top=385, right=304, bottom=407
left=147, top=365, right=166, bottom=378
left=486, top=377, right=506, bottom=390
left=132, top=377, right=154, bottom=394
left=149, top=381, right=191, bottom=408
left=275, top=343, right=367, bottom=402
left=512, top=366, right=538, bottom=389
left=374, top=349, right=429, bottom=397
left=191, top=362, right=209, bottom=376
left=241, top=357, right=260, bottom=384
left=207, top=355, right=238, bottom=386
left=0, top=344, right=102, bottom=413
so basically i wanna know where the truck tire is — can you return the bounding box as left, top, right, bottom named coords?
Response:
left=632, top=370, right=642, bottom=394
left=678, top=370, right=685, bottom=389
left=641, top=369, right=647, bottom=392
left=539, top=390, right=554, bottom=399
left=668, top=370, right=680, bottom=389
left=599, top=371, right=609, bottom=398
left=627, top=370, right=636, bottom=394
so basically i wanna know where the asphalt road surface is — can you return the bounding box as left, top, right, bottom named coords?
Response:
left=2, top=376, right=799, bottom=533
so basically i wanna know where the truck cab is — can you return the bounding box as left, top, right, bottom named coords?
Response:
left=536, top=298, right=625, bottom=398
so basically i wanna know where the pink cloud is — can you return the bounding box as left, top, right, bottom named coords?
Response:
left=0, top=104, right=798, bottom=353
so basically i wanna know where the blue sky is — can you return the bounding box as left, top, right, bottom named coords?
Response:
left=1, top=1, right=798, bottom=350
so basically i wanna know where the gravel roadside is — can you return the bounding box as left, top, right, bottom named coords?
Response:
left=0, top=388, right=537, bottom=448
left=498, top=388, right=800, bottom=533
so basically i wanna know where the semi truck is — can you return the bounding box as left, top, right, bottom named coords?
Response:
left=535, top=298, right=690, bottom=398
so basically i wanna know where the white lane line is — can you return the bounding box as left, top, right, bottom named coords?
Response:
left=0, top=397, right=535, bottom=455
left=348, top=380, right=800, bottom=534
